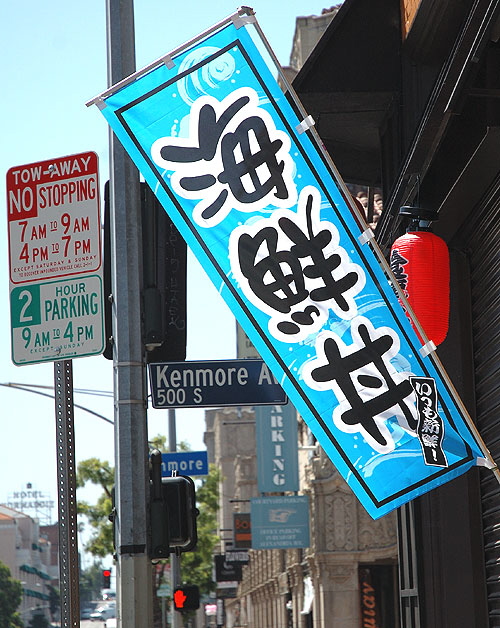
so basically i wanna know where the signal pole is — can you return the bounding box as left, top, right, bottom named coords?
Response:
left=168, top=407, right=182, bottom=628
left=106, top=1, right=152, bottom=626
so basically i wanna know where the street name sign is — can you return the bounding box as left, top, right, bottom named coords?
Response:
left=161, top=451, right=209, bottom=476
left=7, top=152, right=104, bottom=364
left=149, top=359, right=287, bottom=408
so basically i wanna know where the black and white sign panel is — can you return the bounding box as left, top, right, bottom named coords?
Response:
left=149, top=359, right=287, bottom=408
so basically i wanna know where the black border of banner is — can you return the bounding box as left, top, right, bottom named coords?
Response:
left=111, top=39, right=475, bottom=510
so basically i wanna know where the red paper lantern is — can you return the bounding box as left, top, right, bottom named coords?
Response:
left=390, top=230, right=450, bottom=346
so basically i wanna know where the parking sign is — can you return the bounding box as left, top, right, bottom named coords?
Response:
left=7, top=152, right=104, bottom=364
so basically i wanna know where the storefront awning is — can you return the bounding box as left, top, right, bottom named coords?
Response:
left=293, top=0, right=401, bottom=186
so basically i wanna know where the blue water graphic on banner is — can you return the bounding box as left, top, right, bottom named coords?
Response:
left=92, top=16, right=489, bottom=518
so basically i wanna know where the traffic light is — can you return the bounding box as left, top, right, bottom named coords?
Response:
left=102, top=181, right=187, bottom=361
left=102, top=569, right=111, bottom=589
left=149, top=450, right=198, bottom=558
left=150, top=451, right=170, bottom=559
left=140, top=183, right=187, bottom=363
left=173, top=585, right=200, bottom=612
left=163, top=474, right=198, bottom=552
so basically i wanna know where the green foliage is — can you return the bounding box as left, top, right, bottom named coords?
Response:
left=77, top=458, right=114, bottom=497
left=77, top=440, right=220, bottom=597
left=77, top=458, right=114, bottom=557
left=27, top=610, right=50, bottom=628
left=80, top=561, right=106, bottom=602
left=47, top=584, right=60, bottom=619
left=149, top=434, right=190, bottom=453
left=0, top=561, right=23, bottom=627
left=149, top=434, right=167, bottom=453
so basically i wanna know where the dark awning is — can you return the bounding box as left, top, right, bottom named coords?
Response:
left=293, top=0, right=401, bottom=186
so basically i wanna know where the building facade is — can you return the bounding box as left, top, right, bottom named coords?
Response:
left=0, top=505, right=55, bottom=625
left=294, top=1, right=500, bottom=626
left=204, top=404, right=399, bottom=627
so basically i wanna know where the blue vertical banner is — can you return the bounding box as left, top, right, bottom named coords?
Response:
left=255, top=403, right=299, bottom=493
left=88, top=8, right=496, bottom=518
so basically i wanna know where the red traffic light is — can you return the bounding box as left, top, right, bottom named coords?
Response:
left=102, top=569, right=112, bottom=589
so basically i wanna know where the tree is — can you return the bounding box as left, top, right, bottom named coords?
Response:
left=77, top=437, right=220, bottom=628
left=76, top=435, right=169, bottom=556
left=47, top=584, right=60, bottom=622
left=80, top=562, right=107, bottom=602
left=76, top=458, right=114, bottom=557
left=77, top=436, right=220, bottom=583
left=0, top=560, right=23, bottom=628
left=27, top=609, right=50, bottom=628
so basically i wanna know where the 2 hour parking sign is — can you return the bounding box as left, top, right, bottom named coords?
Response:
left=7, top=152, right=104, bottom=364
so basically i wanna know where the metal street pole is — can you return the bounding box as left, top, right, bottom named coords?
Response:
left=106, top=1, right=152, bottom=626
left=54, top=360, right=80, bottom=628
left=168, top=408, right=182, bottom=628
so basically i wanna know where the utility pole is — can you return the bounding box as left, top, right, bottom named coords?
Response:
left=106, top=1, right=152, bottom=626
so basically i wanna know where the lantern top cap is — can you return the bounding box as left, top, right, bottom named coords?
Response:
left=399, top=206, right=439, bottom=222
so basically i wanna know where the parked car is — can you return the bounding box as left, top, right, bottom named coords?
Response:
left=101, top=588, right=116, bottom=601
left=81, top=602, right=98, bottom=619
left=90, top=601, right=116, bottom=621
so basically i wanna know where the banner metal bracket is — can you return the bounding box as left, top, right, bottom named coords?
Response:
left=358, top=228, right=374, bottom=245
left=419, top=340, right=436, bottom=357
left=233, top=6, right=256, bottom=29
left=162, top=55, right=175, bottom=69
left=477, top=457, right=497, bottom=470
left=296, top=115, right=315, bottom=134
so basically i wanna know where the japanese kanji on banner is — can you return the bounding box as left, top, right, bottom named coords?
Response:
left=87, top=8, right=496, bottom=518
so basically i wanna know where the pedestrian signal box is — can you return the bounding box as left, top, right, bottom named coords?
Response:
left=173, top=585, right=200, bottom=611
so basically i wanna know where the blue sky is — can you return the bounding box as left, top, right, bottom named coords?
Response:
left=0, top=1, right=331, bottom=534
